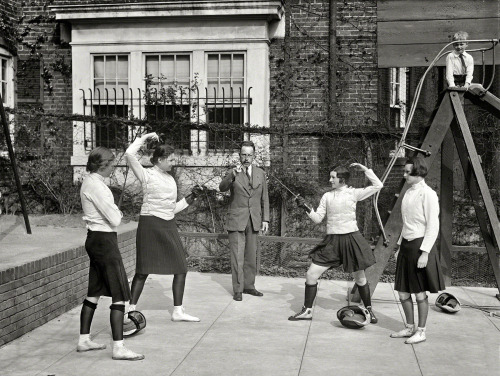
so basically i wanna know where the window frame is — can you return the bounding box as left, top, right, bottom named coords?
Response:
left=91, top=54, right=130, bottom=102
left=389, top=67, right=407, bottom=129
left=205, top=51, right=246, bottom=102
left=86, top=54, right=130, bottom=150
left=0, top=49, right=14, bottom=108
left=144, top=52, right=192, bottom=90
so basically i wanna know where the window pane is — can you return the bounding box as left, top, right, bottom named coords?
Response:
left=94, top=80, right=105, bottom=97
left=117, top=81, right=128, bottom=99
left=1, top=83, right=6, bottom=103
left=176, top=55, right=190, bottom=80
left=220, top=54, right=231, bottom=77
left=207, top=81, right=218, bottom=98
left=146, top=56, right=159, bottom=80
left=160, top=55, right=175, bottom=84
left=105, top=56, right=116, bottom=80
left=1, top=59, right=6, bottom=80
left=220, top=79, right=231, bottom=98
left=233, top=54, right=244, bottom=77
left=207, top=55, right=218, bottom=77
left=232, top=79, right=244, bottom=99
left=94, top=56, right=104, bottom=79
left=117, top=56, right=128, bottom=79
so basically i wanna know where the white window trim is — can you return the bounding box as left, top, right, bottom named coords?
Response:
left=91, top=53, right=130, bottom=103
left=0, top=48, right=15, bottom=157
left=389, top=67, right=407, bottom=129
left=0, top=48, right=14, bottom=109
left=83, top=54, right=130, bottom=151
left=205, top=51, right=247, bottom=104
left=143, top=52, right=193, bottom=89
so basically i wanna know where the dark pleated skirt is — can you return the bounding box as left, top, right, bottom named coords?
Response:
left=136, top=215, right=188, bottom=275
left=394, top=237, right=446, bottom=293
left=309, top=231, right=376, bottom=273
left=85, top=231, right=131, bottom=302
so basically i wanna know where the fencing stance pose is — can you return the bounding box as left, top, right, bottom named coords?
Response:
left=289, top=163, right=382, bottom=323
left=79, top=147, right=144, bottom=361
left=125, top=132, right=201, bottom=322
left=390, top=156, right=445, bottom=344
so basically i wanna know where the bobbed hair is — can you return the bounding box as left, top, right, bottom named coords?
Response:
left=331, top=166, right=350, bottom=185
left=406, top=156, right=428, bottom=177
left=86, top=147, right=115, bottom=173
left=150, top=144, right=175, bottom=165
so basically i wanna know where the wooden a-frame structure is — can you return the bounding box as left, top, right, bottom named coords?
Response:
left=359, top=85, right=500, bottom=300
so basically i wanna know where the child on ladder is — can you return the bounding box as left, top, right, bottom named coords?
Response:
left=446, top=31, right=474, bottom=89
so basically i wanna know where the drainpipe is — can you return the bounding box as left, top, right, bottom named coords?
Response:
left=329, top=0, right=337, bottom=126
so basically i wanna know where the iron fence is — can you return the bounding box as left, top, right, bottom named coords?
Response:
left=179, top=232, right=498, bottom=287
left=79, top=86, right=253, bottom=153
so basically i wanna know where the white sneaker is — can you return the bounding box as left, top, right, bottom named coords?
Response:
left=76, top=339, right=106, bottom=352
left=405, top=328, right=426, bottom=344
left=112, top=346, right=145, bottom=361
left=390, top=324, right=415, bottom=338
left=288, top=306, right=313, bottom=321
left=171, top=306, right=200, bottom=322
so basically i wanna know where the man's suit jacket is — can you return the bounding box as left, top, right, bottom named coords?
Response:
left=219, top=166, right=270, bottom=232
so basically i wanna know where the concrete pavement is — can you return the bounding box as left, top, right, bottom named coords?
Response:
left=0, top=272, right=499, bottom=376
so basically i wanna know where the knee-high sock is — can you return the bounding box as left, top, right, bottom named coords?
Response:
left=130, top=274, right=148, bottom=305
left=304, top=283, right=318, bottom=309
left=357, top=283, right=372, bottom=307
left=80, top=299, right=97, bottom=335
left=110, top=304, right=125, bottom=341
left=173, top=273, right=187, bottom=306
left=400, top=296, right=414, bottom=325
left=416, top=296, right=429, bottom=328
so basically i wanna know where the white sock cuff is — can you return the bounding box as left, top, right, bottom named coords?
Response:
left=113, top=340, right=124, bottom=348
left=79, top=334, right=90, bottom=341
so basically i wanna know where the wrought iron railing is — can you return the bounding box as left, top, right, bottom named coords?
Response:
left=79, top=86, right=253, bottom=153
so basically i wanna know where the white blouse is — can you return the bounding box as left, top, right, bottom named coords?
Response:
left=81, top=173, right=122, bottom=232
left=125, top=138, right=188, bottom=221
left=308, top=169, right=383, bottom=234
left=399, top=180, right=440, bottom=253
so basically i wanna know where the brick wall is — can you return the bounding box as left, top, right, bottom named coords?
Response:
left=270, top=0, right=378, bottom=182
left=0, top=0, right=18, bottom=52
left=13, top=0, right=73, bottom=162
left=0, top=225, right=137, bottom=347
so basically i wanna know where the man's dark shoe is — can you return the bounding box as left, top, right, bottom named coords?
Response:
left=243, top=289, right=263, bottom=297
left=233, top=292, right=242, bottom=301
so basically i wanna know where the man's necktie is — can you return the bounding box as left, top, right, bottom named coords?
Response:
left=459, top=54, right=467, bottom=74
left=246, top=167, right=251, bottom=182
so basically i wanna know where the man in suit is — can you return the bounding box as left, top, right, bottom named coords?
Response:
left=219, top=141, right=269, bottom=301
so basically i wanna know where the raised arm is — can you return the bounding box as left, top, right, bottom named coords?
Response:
left=125, top=132, right=159, bottom=183
left=350, top=163, right=383, bottom=201
left=219, top=168, right=238, bottom=192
